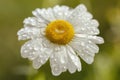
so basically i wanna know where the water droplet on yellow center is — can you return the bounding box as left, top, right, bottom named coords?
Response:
left=45, top=20, right=74, bottom=45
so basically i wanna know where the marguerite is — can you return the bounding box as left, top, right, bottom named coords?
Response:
left=17, top=4, right=104, bottom=76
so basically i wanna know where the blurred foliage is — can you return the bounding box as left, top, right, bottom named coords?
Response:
left=0, top=0, right=120, bottom=80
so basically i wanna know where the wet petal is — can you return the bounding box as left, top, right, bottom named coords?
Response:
left=75, top=34, right=104, bottom=44
left=21, top=39, right=42, bottom=60
left=66, top=45, right=81, bottom=73
left=53, top=5, right=71, bottom=20
left=67, top=4, right=92, bottom=25
left=23, top=17, right=46, bottom=28
left=32, top=8, right=55, bottom=21
left=70, top=37, right=98, bottom=64
left=17, top=27, right=41, bottom=40
left=50, top=46, right=67, bottom=76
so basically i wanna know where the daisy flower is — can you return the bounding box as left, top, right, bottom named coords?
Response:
left=17, top=4, right=104, bottom=76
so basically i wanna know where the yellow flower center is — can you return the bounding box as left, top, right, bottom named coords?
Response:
left=45, top=20, right=74, bottom=45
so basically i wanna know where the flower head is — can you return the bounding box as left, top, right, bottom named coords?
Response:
left=17, top=4, right=104, bottom=76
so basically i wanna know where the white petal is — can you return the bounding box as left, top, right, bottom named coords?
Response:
left=89, top=36, right=104, bottom=44
left=32, top=38, right=53, bottom=69
left=78, top=50, right=94, bottom=64
left=32, top=47, right=52, bottom=69
left=17, top=27, right=40, bottom=40
left=66, top=45, right=81, bottom=73
left=75, top=34, right=104, bottom=44
left=73, top=4, right=87, bottom=12
left=72, top=36, right=99, bottom=54
left=70, top=37, right=97, bottom=64
left=75, top=26, right=99, bottom=35
left=83, top=19, right=99, bottom=28
left=70, top=44, right=94, bottom=64
left=67, top=4, right=92, bottom=25
left=74, top=19, right=99, bottom=35
left=23, top=17, right=46, bottom=28
left=67, top=4, right=100, bottom=35
left=32, top=56, right=42, bottom=69
left=50, top=46, right=67, bottom=76
left=21, top=39, right=42, bottom=60
left=32, top=8, right=55, bottom=22
left=21, top=38, right=52, bottom=69
left=53, top=5, right=71, bottom=20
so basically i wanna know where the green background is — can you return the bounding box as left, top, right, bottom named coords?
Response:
left=0, top=0, right=120, bottom=80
